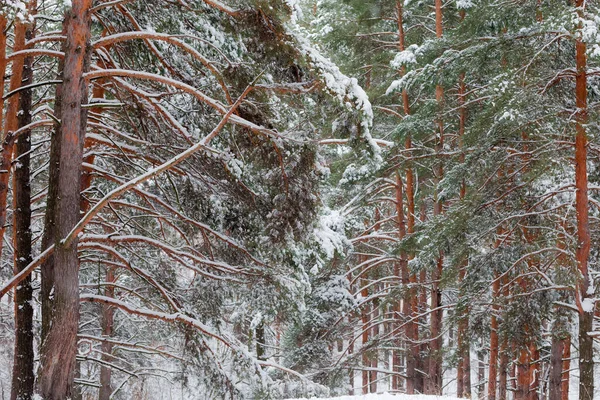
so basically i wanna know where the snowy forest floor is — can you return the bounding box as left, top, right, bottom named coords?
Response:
left=287, top=395, right=460, bottom=400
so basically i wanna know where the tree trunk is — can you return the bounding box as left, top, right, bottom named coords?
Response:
left=456, top=71, right=471, bottom=399
left=426, top=1, right=444, bottom=393
left=498, top=337, right=508, bottom=400
left=427, top=254, right=443, bottom=395
left=407, top=268, right=418, bottom=394
left=83, top=71, right=115, bottom=400
left=361, top=262, right=370, bottom=394
left=405, top=137, right=417, bottom=395
left=464, top=340, right=472, bottom=398
left=488, top=274, right=500, bottom=400
left=498, top=277, right=510, bottom=400
left=573, top=1, right=593, bottom=399
left=478, top=351, right=485, bottom=399
left=370, top=297, right=378, bottom=393
left=348, top=314, right=355, bottom=395
left=578, top=311, right=593, bottom=400
left=414, top=202, right=427, bottom=394
left=1, top=19, right=26, bottom=261
left=98, top=268, right=116, bottom=400
left=528, top=344, right=539, bottom=400
left=40, top=21, right=68, bottom=347
left=457, top=304, right=465, bottom=397
left=256, top=323, right=266, bottom=360
left=561, top=335, right=570, bottom=400
left=509, top=348, right=517, bottom=394
left=37, top=2, right=93, bottom=398
left=549, top=334, right=564, bottom=400
left=393, top=172, right=406, bottom=391
left=516, top=347, right=530, bottom=400
left=0, top=15, right=7, bottom=138
left=10, top=9, right=36, bottom=399
left=394, top=1, right=417, bottom=392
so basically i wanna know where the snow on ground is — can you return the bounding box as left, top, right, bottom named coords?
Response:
left=287, top=394, right=461, bottom=400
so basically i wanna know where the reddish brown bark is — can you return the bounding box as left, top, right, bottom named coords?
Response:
left=573, top=2, right=593, bottom=399
left=516, top=347, right=530, bottom=400
left=37, top=2, right=93, bottom=398
left=83, top=68, right=118, bottom=400
left=456, top=276, right=466, bottom=396
left=498, top=277, right=509, bottom=400
left=406, top=251, right=418, bottom=395
left=0, top=15, right=7, bottom=136
left=370, top=298, right=378, bottom=394
left=426, top=1, right=444, bottom=393
left=81, top=78, right=106, bottom=211
left=11, top=6, right=36, bottom=399
left=0, top=20, right=26, bottom=262
left=487, top=226, right=506, bottom=400
left=528, top=344, right=539, bottom=400
left=463, top=313, right=471, bottom=396
left=399, top=5, right=419, bottom=389
left=40, top=15, right=70, bottom=347
left=393, top=3, right=410, bottom=391
left=488, top=274, right=500, bottom=400
left=435, top=0, right=443, bottom=38
left=456, top=72, right=471, bottom=399
left=549, top=333, right=565, bottom=400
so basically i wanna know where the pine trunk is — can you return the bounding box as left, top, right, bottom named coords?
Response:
left=488, top=274, right=500, bottom=400
left=405, top=138, right=417, bottom=394
left=40, top=21, right=68, bottom=346
left=370, top=298, right=378, bottom=393
left=574, top=1, right=593, bottom=399
left=528, top=344, right=539, bottom=400
left=393, top=3, right=410, bottom=389
left=98, top=267, right=115, bottom=400
left=561, top=336, right=570, bottom=400
left=407, top=269, right=418, bottom=394
left=37, top=2, right=93, bottom=397
left=0, top=15, right=6, bottom=137
left=393, top=172, right=406, bottom=391
left=1, top=19, right=26, bottom=261
left=426, top=2, right=444, bottom=392
left=549, top=334, right=564, bottom=400
left=256, top=323, right=266, bottom=360
left=498, top=338, right=508, bottom=400
left=10, top=10, right=36, bottom=399
left=349, top=314, right=355, bottom=395
left=414, top=202, right=427, bottom=394
left=456, top=72, right=470, bottom=399
left=0, top=20, right=27, bottom=257
left=361, top=267, right=370, bottom=394
left=516, top=347, right=530, bottom=400
left=578, top=311, right=593, bottom=400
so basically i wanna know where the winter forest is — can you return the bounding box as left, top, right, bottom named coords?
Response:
left=1, top=0, right=600, bottom=399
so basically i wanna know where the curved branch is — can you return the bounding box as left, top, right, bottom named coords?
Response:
left=0, top=246, right=54, bottom=299
left=85, top=68, right=275, bottom=135
left=63, top=82, right=254, bottom=246
left=7, top=49, right=64, bottom=62
left=93, top=31, right=232, bottom=104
